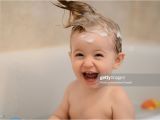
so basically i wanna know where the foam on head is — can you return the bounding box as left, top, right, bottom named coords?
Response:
left=79, top=33, right=96, bottom=43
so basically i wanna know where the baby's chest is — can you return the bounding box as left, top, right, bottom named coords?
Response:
left=69, top=94, right=112, bottom=119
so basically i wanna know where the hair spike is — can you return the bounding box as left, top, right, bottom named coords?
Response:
left=51, top=0, right=122, bottom=54
left=51, top=0, right=96, bottom=27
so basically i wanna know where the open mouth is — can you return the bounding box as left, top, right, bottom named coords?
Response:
left=82, top=71, right=99, bottom=83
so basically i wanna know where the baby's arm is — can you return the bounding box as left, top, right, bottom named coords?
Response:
left=49, top=85, right=71, bottom=120
left=111, top=86, right=135, bottom=119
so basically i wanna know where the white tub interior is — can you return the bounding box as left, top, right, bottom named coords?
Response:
left=0, top=44, right=160, bottom=119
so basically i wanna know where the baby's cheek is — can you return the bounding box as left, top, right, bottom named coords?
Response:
left=99, top=63, right=113, bottom=74
left=72, top=61, right=81, bottom=72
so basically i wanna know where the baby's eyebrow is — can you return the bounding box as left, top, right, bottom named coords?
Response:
left=73, top=49, right=82, bottom=53
left=95, top=50, right=107, bottom=53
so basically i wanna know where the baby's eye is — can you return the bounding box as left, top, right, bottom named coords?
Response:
left=75, top=53, right=84, bottom=57
left=95, top=53, right=104, bottom=57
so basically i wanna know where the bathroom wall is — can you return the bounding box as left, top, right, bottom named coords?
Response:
left=91, top=1, right=160, bottom=43
left=1, top=1, right=160, bottom=53
left=1, top=1, right=70, bottom=52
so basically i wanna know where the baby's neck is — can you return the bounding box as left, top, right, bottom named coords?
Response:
left=78, top=81, right=108, bottom=94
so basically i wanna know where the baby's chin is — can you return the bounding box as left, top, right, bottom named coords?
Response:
left=84, top=82, right=107, bottom=89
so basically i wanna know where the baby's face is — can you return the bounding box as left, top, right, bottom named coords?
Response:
left=70, top=31, right=119, bottom=88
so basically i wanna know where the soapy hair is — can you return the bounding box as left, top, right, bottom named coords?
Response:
left=52, top=0, right=122, bottom=54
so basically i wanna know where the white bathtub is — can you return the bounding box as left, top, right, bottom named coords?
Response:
left=0, top=44, right=160, bottom=119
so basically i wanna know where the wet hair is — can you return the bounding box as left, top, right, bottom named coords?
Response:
left=52, top=0, right=122, bottom=54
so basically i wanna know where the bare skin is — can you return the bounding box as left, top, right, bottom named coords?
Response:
left=49, top=80, right=135, bottom=119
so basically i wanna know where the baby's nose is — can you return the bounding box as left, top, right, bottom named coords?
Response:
left=82, top=57, right=94, bottom=68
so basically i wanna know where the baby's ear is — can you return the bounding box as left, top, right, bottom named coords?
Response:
left=113, top=52, right=125, bottom=69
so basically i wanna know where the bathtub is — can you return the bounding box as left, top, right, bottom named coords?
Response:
left=0, top=44, right=160, bottom=119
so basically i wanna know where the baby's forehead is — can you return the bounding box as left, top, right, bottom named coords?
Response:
left=71, top=31, right=114, bottom=45
left=71, top=31, right=115, bottom=51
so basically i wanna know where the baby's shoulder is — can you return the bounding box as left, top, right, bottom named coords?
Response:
left=109, top=85, right=128, bottom=101
left=108, top=86, right=135, bottom=118
left=65, top=80, right=79, bottom=93
left=109, top=85, right=134, bottom=109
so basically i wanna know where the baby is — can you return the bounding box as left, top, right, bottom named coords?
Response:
left=49, top=0, right=135, bottom=119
